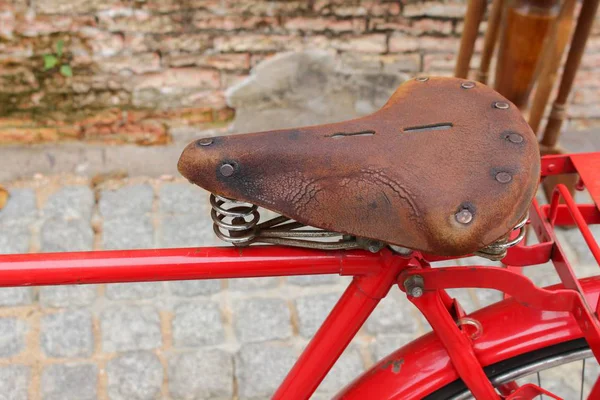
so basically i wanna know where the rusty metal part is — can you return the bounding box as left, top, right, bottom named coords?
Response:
left=210, top=194, right=385, bottom=252
left=178, top=77, right=540, bottom=256
left=474, top=212, right=529, bottom=260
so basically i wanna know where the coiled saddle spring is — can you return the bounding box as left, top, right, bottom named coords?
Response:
left=210, top=194, right=385, bottom=252
left=210, top=193, right=528, bottom=259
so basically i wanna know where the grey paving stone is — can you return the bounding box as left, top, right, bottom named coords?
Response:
left=559, top=225, right=600, bottom=267
left=39, top=285, right=97, bottom=308
left=0, top=318, right=27, bottom=357
left=105, top=282, right=162, bottom=300
left=0, top=287, right=34, bottom=307
left=473, top=288, right=503, bottom=308
left=0, top=365, right=29, bottom=400
left=169, top=280, right=221, bottom=297
left=371, top=334, right=416, bottom=362
left=287, top=275, right=339, bottom=286
left=41, top=363, right=98, bottom=400
left=365, top=295, right=419, bottom=335
left=41, top=310, right=93, bottom=358
left=107, top=352, right=163, bottom=400
left=233, top=298, right=292, bottom=343
left=103, top=216, right=154, bottom=250
left=159, top=214, right=215, bottom=248
left=99, top=184, right=154, bottom=218
left=0, top=223, right=30, bottom=254
left=229, top=277, right=279, bottom=291
left=0, top=188, right=37, bottom=223
left=40, top=218, right=94, bottom=252
left=236, top=343, right=297, bottom=399
left=43, top=186, right=94, bottom=220
left=295, top=293, right=339, bottom=338
left=159, top=183, right=206, bottom=215
left=316, top=346, right=364, bottom=395
left=169, top=349, right=233, bottom=400
left=101, top=305, right=162, bottom=352
left=173, top=301, right=224, bottom=347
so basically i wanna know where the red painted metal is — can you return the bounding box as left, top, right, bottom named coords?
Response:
left=506, top=384, right=561, bottom=399
left=571, top=152, right=600, bottom=208
left=589, top=375, right=600, bottom=399
left=337, top=276, right=600, bottom=399
left=0, top=152, right=597, bottom=400
left=540, top=153, right=577, bottom=176
left=411, top=292, right=500, bottom=399
left=401, top=266, right=600, bottom=362
left=274, top=250, right=407, bottom=400
left=549, top=184, right=600, bottom=266
left=0, top=246, right=385, bottom=287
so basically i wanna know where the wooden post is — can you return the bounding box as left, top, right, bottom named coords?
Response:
left=476, top=0, right=506, bottom=84
left=540, top=0, right=600, bottom=203
left=454, top=0, right=487, bottom=79
left=494, top=0, right=561, bottom=109
left=541, top=0, right=600, bottom=150
left=528, top=0, right=577, bottom=134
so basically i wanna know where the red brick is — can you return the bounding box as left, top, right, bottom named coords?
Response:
left=284, top=17, right=363, bottom=32
left=133, top=68, right=221, bottom=90
left=0, top=127, right=60, bottom=143
left=97, top=53, right=161, bottom=74
left=403, top=2, right=467, bottom=18
left=193, top=13, right=280, bottom=31
left=214, top=35, right=302, bottom=53
left=168, top=53, right=251, bottom=70
left=388, top=32, right=420, bottom=53
left=410, top=19, right=453, bottom=35
left=312, top=34, right=387, bottom=53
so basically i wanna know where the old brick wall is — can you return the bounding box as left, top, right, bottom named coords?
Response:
left=1, top=0, right=599, bottom=145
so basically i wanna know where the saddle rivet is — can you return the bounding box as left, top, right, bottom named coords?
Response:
left=455, top=209, right=473, bottom=224
left=461, top=81, right=476, bottom=89
left=496, top=171, right=512, bottom=183
left=493, top=101, right=510, bottom=109
left=416, top=76, right=429, bottom=82
left=507, top=133, right=523, bottom=143
left=220, top=163, right=235, bottom=177
left=197, top=138, right=213, bottom=146
left=404, top=275, right=424, bottom=297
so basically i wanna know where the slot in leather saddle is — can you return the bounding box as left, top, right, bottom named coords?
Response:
left=178, top=77, right=540, bottom=256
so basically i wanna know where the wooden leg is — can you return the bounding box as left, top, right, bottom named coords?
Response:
left=476, top=0, right=506, bottom=84
left=494, top=0, right=561, bottom=109
left=541, top=0, right=600, bottom=150
left=540, top=0, right=600, bottom=201
left=528, top=0, right=577, bottom=135
left=454, top=0, right=487, bottom=79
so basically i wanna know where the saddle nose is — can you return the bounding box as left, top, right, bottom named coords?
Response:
left=178, top=77, right=540, bottom=256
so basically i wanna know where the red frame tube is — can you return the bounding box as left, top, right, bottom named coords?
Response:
left=0, top=247, right=385, bottom=287
left=0, top=152, right=598, bottom=399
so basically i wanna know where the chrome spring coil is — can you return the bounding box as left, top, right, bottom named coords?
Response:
left=210, top=194, right=260, bottom=245
left=474, top=212, right=529, bottom=260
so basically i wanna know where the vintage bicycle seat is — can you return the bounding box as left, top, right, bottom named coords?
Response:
left=178, top=77, right=540, bottom=256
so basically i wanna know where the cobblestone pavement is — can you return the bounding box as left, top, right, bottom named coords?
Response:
left=0, top=156, right=600, bottom=398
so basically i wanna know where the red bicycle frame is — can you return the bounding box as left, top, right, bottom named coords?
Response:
left=0, top=152, right=599, bottom=399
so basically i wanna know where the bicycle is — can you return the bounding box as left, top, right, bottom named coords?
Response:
left=1, top=76, right=599, bottom=399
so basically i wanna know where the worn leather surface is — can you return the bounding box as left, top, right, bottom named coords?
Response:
left=178, top=77, right=540, bottom=256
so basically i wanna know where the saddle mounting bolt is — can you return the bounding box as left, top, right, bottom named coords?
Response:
left=197, top=138, right=213, bottom=146
left=220, top=163, right=235, bottom=177
left=404, top=275, right=424, bottom=298
left=455, top=209, right=473, bottom=224
left=495, top=172, right=512, bottom=183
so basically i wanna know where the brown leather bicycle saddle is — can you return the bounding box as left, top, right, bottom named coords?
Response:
left=178, top=77, right=540, bottom=256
